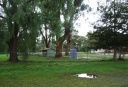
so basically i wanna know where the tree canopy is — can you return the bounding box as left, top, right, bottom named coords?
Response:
left=0, top=0, right=42, bottom=61
left=92, top=1, right=128, bottom=59
left=0, top=0, right=91, bottom=61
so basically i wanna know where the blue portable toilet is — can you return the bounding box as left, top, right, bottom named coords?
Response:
left=70, top=48, right=77, bottom=58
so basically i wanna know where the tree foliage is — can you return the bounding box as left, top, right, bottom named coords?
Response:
left=54, top=0, right=91, bottom=57
left=0, top=0, right=91, bottom=61
left=0, top=0, right=42, bottom=61
left=93, top=1, right=128, bottom=59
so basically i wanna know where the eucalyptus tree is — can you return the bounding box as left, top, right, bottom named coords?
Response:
left=39, top=0, right=90, bottom=57
left=93, top=1, right=128, bottom=59
left=55, top=0, right=91, bottom=57
left=0, top=0, right=42, bottom=62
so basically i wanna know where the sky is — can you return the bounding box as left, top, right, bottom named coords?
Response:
left=75, top=0, right=101, bottom=36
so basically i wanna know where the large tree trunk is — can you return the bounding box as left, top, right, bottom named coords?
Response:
left=65, top=34, right=70, bottom=56
left=8, top=37, right=19, bottom=62
left=8, top=22, right=19, bottom=62
left=55, top=41, right=63, bottom=57
left=55, top=25, right=71, bottom=58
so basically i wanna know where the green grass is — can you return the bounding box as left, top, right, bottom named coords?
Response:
left=0, top=54, right=128, bottom=87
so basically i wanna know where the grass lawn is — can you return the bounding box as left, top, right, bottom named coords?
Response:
left=0, top=54, right=128, bottom=87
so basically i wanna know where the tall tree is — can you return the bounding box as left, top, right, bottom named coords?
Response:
left=0, top=0, right=41, bottom=62
left=55, top=0, right=90, bottom=57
